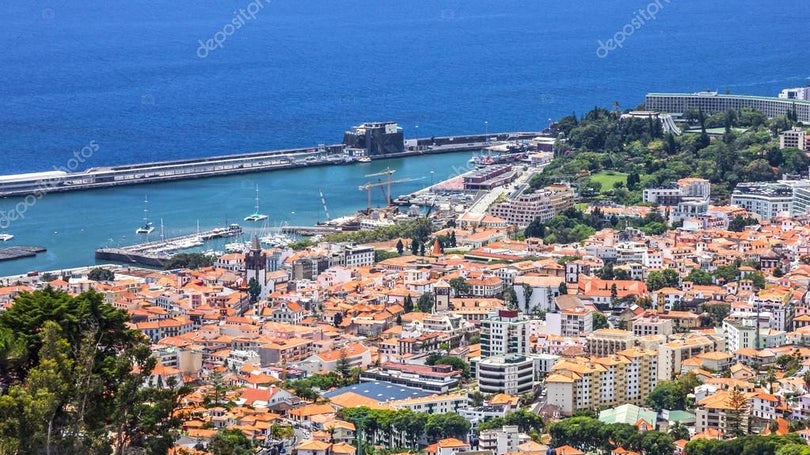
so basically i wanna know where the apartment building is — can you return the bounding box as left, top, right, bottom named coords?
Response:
left=586, top=329, right=636, bottom=357
left=477, top=355, right=535, bottom=395
left=478, top=425, right=521, bottom=455
left=546, top=307, right=594, bottom=337
left=695, top=389, right=752, bottom=435
left=658, top=334, right=724, bottom=381
left=480, top=309, right=532, bottom=358
left=631, top=313, right=674, bottom=337
left=546, top=349, right=658, bottom=415
left=490, top=184, right=574, bottom=227
left=780, top=127, right=807, bottom=151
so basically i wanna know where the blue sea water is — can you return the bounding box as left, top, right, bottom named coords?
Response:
left=0, top=0, right=808, bottom=274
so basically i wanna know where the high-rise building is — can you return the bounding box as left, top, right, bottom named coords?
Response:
left=480, top=310, right=531, bottom=358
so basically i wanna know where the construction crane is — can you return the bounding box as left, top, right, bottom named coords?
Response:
left=358, top=177, right=415, bottom=211
left=365, top=167, right=397, bottom=205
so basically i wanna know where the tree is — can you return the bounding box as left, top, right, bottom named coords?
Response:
left=685, top=269, right=713, bottom=285
left=425, top=412, right=470, bottom=441
left=396, top=239, right=404, bottom=255
left=470, top=391, right=486, bottom=407
left=558, top=282, right=568, bottom=295
left=336, top=349, right=352, bottom=382
left=403, top=295, right=414, bottom=313
left=728, top=215, right=759, bottom=232
left=662, top=268, right=680, bottom=287
left=640, top=431, right=675, bottom=455
left=333, top=312, right=344, bottom=327
left=410, top=238, right=419, bottom=255
left=646, top=380, right=688, bottom=411
left=449, top=277, right=471, bottom=297
left=725, top=387, right=749, bottom=437
left=419, top=242, right=426, bottom=256
left=87, top=267, right=114, bottom=282
left=669, top=421, right=690, bottom=441
left=163, top=252, right=215, bottom=269
left=396, top=314, right=402, bottom=325
left=502, top=287, right=518, bottom=309
left=209, top=428, right=253, bottom=455
left=247, top=277, right=261, bottom=303
left=417, top=293, right=434, bottom=313
left=449, top=231, right=457, bottom=247
left=0, top=287, right=185, bottom=454
left=593, top=312, right=609, bottom=330
left=646, top=271, right=667, bottom=291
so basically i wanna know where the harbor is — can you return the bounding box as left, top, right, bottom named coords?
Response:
left=0, top=123, right=544, bottom=198
left=94, top=224, right=243, bottom=268
left=0, top=151, right=477, bottom=275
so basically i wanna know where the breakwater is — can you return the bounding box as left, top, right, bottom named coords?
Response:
left=0, top=130, right=543, bottom=198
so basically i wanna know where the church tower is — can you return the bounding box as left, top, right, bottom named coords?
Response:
left=433, top=279, right=451, bottom=313
left=245, top=234, right=268, bottom=299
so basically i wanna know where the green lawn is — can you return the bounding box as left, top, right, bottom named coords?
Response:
left=574, top=202, right=589, bottom=211
left=590, top=171, right=628, bottom=193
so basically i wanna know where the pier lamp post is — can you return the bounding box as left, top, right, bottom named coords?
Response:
left=430, top=170, right=434, bottom=187
left=484, top=121, right=488, bottom=143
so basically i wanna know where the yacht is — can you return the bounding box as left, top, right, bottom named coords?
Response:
left=0, top=233, right=14, bottom=241
left=136, top=196, right=155, bottom=234
left=244, top=185, right=269, bottom=222
left=358, top=156, right=372, bottom=163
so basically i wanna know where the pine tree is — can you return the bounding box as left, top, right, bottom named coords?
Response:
left=403, top=295, right=414, bottom=313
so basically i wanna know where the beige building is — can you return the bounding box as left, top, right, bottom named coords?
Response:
left=586, top=329, right=636, bottom=357
left=630, top=313, right=673, bottom=337
left=545, top=349, right=658, bottom=416
left=780, top=127, right=807, bottom=151
left=658, top=334, right=724, bottom=381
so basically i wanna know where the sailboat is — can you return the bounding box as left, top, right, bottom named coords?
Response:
left=244, top=185, right=269, bottom=222
left=136, top=196, right=155, bottom=234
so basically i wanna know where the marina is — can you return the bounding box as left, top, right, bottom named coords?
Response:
left=94, top=224, right=243, bottom=268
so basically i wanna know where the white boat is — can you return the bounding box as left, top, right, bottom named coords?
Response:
left=224, top=241, right=248, bottom=253
left=0, top=233, right=14, bottom=241
left=244, top=185, right=269, bottom=222
left=136, top=196, right=155, bottom=234
left=358, top=156, right=372, bottom=163
left=260, top=233, right=293, bottom=247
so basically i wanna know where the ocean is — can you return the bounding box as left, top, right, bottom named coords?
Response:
left=0, top=0, right=808, bottom=274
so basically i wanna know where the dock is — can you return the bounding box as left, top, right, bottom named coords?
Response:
left=0, top=125, right=545, bottom=198
left=94, top=224, right=242, bottom=268
left=0, top=246, right=47, bottom=262
left=281, top=225, right=342, bottom=236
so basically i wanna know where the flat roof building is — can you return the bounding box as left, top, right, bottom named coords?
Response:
left=645, top=92, right=810, bottom=123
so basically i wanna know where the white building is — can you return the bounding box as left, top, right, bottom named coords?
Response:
left=477, top=355, right=535, bottom=395
left=478, top=425, right=521, bottom=455
left=731, top=182, right=793, bottom=220
left=480, top=309, right=531, bottom=358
